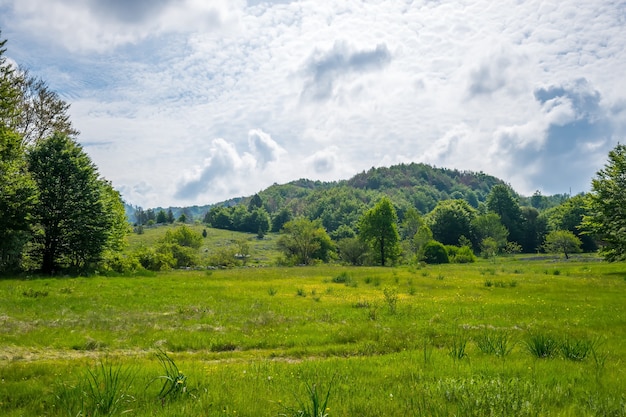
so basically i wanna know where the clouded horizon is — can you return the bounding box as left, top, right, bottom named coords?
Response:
left=1, top=0, right=624, bottom=208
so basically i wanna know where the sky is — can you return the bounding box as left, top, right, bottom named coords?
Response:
left=1, top=0, right=625, bottom=209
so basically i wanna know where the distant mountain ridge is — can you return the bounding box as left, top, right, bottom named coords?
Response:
left=126, top=162, right=567, bottom=226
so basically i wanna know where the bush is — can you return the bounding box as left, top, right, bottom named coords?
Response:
left=135, top=245, right=175, bottom=271
left=99, top=251, right=142, bottom=275
left=420, top=240, right=449, bottom=264
left=451, top=246, right=476, bottom=263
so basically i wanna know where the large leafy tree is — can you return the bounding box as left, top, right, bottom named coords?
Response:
left=544, top=194, right=596, bottom=252
left=427, top=199, right=476, bottom=246
left=543, top=230, right=582, bottom=260
left=486, top=185, right=524, bottom=245
left=0, top=35, right=38, bottom=272
left=519, top=206, right=548, bottom=253
left=277, top=217, right=334, bottom=265
left=583, top=144, right=626, bottom=261
left=358, top=197, right=400, bottom=266
left=28, top=133, right=119, bottom=274
left=0, top=128, right=38, bottom=272
left=470, top=213, right=508, bottom=253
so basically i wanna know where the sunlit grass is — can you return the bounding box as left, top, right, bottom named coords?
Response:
left=0, top=257, right=625, bottom=415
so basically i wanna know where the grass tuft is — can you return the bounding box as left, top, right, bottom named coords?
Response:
left=525, top=333, right=559, bottom=358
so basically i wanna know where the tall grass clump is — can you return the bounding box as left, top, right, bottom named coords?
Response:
left=383, top=287, right=398, bottom=314
left=525, top=333, right=559, bottom=358
left=475, top=330, right=514, bottom=357
left=147, top=349, right=191, bottom=401
left=560, top=336, right=593, bottom=361
left=279, top=378, right=334, bottom=417
left=55, top=360, right=135, bottom=416
left=449, top=332, right=469, bottom=361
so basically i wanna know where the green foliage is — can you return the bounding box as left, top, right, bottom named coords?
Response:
left=331, top=271, right=352, bottom=284
left=0, top=128, right=38, bottom=273
left=277, top=217, right=334, bottom=265
left=207, top=245, right=238, bottom=268
left=383, top=287, right=398, bottom=314
left=560, top=336, right=593, bottom=361
left=447, top=245, right=476, bottom=263
left=163, top=225, right=203, bottom=249
left=280, top=379, right=334, bottom=417
left=543, top=230, right=582, bottom=259
left=136, top=244, right=176, bottom=271
left=336, top=237, right=369, bottom=266
left=486, top=184, right=524, bottom=244
left=427, top=199, right=476, bottom=246
left=449, top=332, right=469, bottom=360
left=525, top=333, right=559, bottom=358
left=470, top=213, right=508, bottom=252
left=28, top=134, right=116, bottom=274
left=583, top=144, right=626, bottom=261
left=475, top=330, right=514, bottom=357
left=420, top=240, right=449, bottom=264
left=543, top=194, right=596, bottom=251
left=80, top=360, right=135, bottom=417
left=358, top=197, right=400, bottom=266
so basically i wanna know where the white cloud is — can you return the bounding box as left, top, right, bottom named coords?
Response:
left=247, top=129, right=286, bottom=168
left=2, top=0, right=625, bottom=207
left=3, top=0, right=243, bottom=52
left=306, top=146, right=340, bottom=174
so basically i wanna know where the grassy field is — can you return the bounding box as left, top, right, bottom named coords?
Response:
left=0, top=258, right=625, bottom=416
left=127, top=223, right=283, bottom=266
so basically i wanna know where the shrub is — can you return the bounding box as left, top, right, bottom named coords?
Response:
left=99, top=251, right=142, bottom=275
left=135, top=245, right=175, bottom=271
left=421, top=240, right=449, bottom=264
left=450, top=246, right=476, bottom=263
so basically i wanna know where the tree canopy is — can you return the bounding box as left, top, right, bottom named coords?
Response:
left=583, top=144, right=626, bottom=261
left=358, top=197, right=400, bottom=266
left=28, top=134, right=123, bottom=274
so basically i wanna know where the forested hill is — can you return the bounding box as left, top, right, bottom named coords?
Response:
left=257, top=163, right=505, bottom=215
left=131, top=162, right=568, bottom=230
left=243, top=163, right=566, bottom=232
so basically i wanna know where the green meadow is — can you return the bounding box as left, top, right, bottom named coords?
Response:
left=1, top=257, right=625, bottom=416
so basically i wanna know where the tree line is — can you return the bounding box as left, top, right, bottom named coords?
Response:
left=0, top=32, right=128, bottom=275
left=2, top=27, right=624, bottom=275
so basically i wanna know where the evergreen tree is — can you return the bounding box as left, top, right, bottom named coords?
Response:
left=156, top=209, right=168, bottom=224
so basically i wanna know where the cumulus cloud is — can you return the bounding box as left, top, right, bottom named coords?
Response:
left=174, top=138, right=253, bottom=200
left=306, top=147, right=339, bottom=174
left=3, top=0, right=625, bottom=207
left=247, top=129, right=286, bottom=168
left=488, top=79, right=615, bottom=194
left=300, top=41, right=392, bottom=101
left=174, top=130, right=287, bottom=201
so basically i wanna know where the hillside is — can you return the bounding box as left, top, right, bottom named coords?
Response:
left=129, top=162, right=568, bottom=229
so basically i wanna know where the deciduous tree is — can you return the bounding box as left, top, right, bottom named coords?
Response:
left=543, top=230, right=582, bottom=259
left=0, top=128, right=38, bottom=272
left=358, top=197, right=400, bottom=266
left=583, top=144, right=626, bottom=261
left=277, top=217, right=334, bottom=265
left=427, top=199, right=476, bottom=246
left=28, top=134, right=116, bottom=274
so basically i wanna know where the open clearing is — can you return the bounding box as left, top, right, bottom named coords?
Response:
left=1, top=258, right=625, bottom=416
